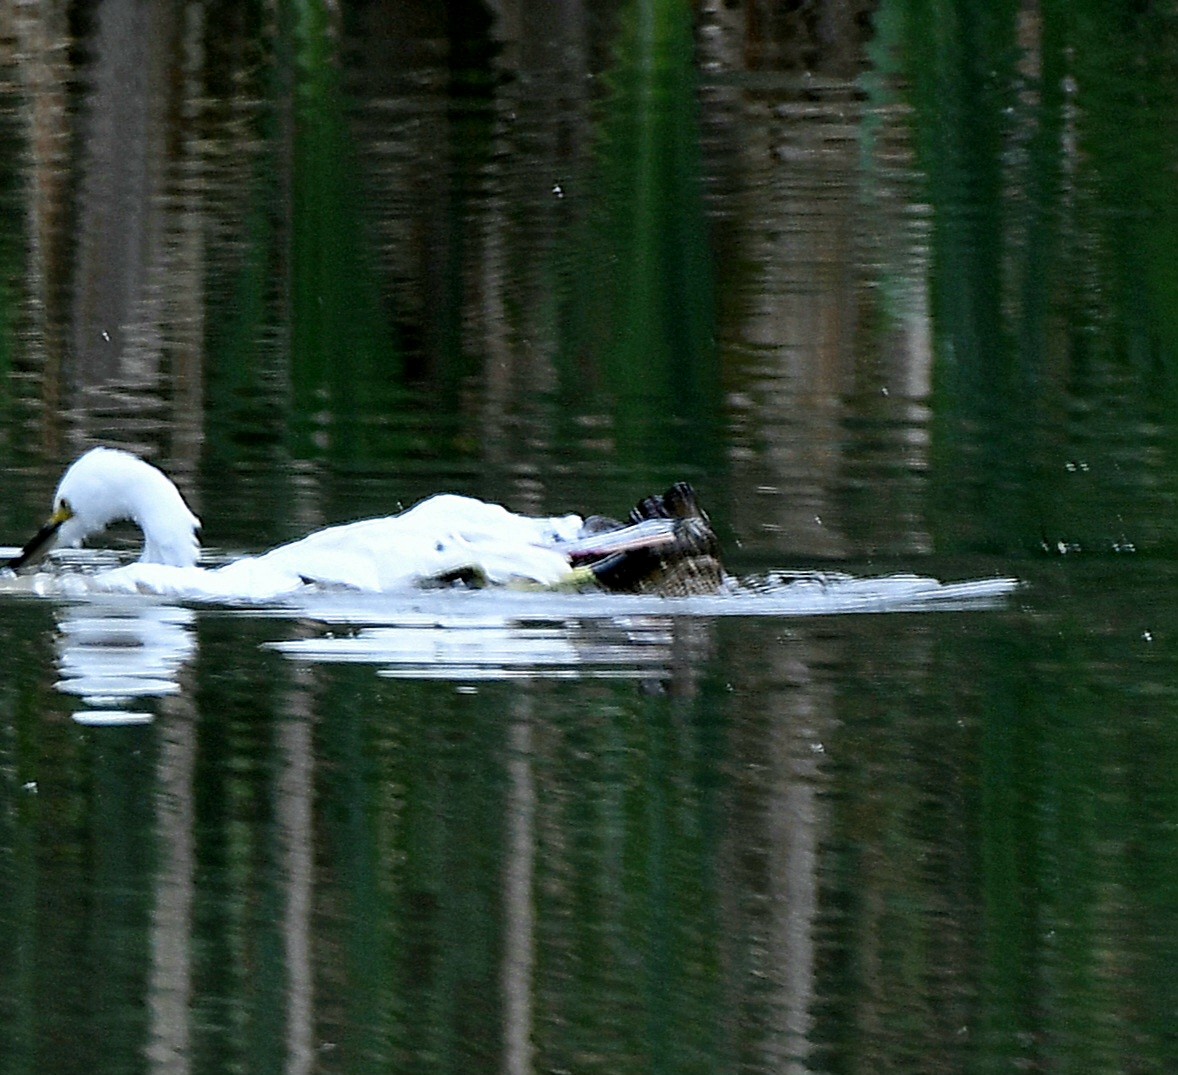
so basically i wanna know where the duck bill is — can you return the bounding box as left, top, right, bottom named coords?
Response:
left=5, top=506, right=71, bottom=572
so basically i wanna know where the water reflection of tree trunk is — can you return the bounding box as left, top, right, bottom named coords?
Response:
left=276, top=665, right=316, bottom=1075
left=168, top=6, right=208, bottom=478
left=764, top=659, right=826, bottom=1075
left=722, top=87, right=932, bottom=560
left=74, top=0, right=171, bottom=385
left=724, top=638, right=838, bottom=1075
left=147, top=687, right=197, bottom=1075
left=478, top=1, right=592, bottom=499
left=8, top=2, right=72, bottom=452
left=696, top=2, right=932, bottom=561
left=501, top=698, right=536, bottom=1075
left=69, top=0, right=205, bottom=464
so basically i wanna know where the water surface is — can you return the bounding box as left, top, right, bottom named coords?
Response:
left=2, top=2, right=1178, bottom=1073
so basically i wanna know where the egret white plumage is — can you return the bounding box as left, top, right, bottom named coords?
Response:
left=15, top=447, right=202, bottom=569
left=5, top=447, right=717, bottom=601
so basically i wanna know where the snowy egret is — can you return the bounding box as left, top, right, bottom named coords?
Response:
left=5, top=448, right=723, bottom=600
left=7, top=447, right=200, bottom=571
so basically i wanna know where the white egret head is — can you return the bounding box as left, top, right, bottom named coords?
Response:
left=7, top=447, right=201, bottom=570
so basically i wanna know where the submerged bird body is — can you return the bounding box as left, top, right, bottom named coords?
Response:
left=243, top=496, right=581, bottom=591
left=585, top=482, right=724, bottom=597
left=5, top=447, right=722, bottom=599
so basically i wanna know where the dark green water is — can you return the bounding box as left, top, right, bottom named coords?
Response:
left=2, top=2, right=1178, bottom=1072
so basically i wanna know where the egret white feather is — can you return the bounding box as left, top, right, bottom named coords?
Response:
left=56, top=447, right=202, bottom=568
left=10, top=447, right=583, bottom=600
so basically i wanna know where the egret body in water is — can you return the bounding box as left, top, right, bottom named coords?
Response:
left=5, top=447, right=720, bottom=600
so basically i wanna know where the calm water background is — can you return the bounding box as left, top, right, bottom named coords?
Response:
left=2, top=1, right=1178, bottom=1072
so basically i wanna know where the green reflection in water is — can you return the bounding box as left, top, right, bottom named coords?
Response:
left=305, top=658, right=729, bottom=1074
left=879, top=0, right=1178, bottom=556
left=866, top=3, right=1178, bottom=1068
left=189, top=617, right=293, bottom=1075
left=556, top=0, right=721, bottom=484
left=3, top=713, right=158, bottom=1074
left=4, top=2, right=1178, bottom=1073
left=0, top=98, right=26, bottom=466
left=810, top=599, right=1178, bottom=1073
left=0, top=606, right=55, bottom=1075
left=205, top=0, right=399, bottom=481
left=4, top=584, right=1178, bottom=1073
left=971, top=613, right=1178, bottom=1072
left=85, top=731, right=157, bottom=1072
left=528, top=678, right=727, bottom=1074
left=286, top=0, right=399, bottom=462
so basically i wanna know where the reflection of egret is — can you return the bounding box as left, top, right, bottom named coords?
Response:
left=55, top=600, right=198, bottom=721
left=268, top=614, right=693, bottom=682
left=268, top=606, right=717, bottom=699
left=4, top=448, right=694, bottom=601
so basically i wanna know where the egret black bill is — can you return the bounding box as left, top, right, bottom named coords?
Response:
left=5, top=503, right=73, bottom=572
left=557, top=518, right=681, bottom=562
